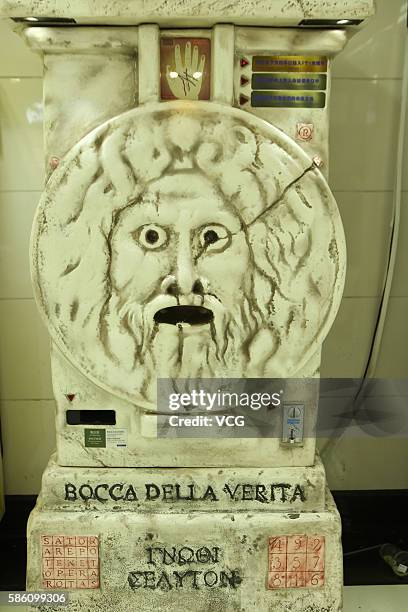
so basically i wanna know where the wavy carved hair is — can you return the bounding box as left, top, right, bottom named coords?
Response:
left=33, top=107, right=344, bottom=398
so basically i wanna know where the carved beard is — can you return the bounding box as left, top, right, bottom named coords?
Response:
left=109, top=295, right=263, bottom=405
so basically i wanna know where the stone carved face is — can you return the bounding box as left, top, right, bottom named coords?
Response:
left=110, top=173, right=250, bottom=319
left=32, top=103, right=345, bottom=406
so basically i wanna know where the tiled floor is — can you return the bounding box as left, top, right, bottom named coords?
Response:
left=344, top=585, right=408, bottom=610
left=0, top=586, right=407, bottom=611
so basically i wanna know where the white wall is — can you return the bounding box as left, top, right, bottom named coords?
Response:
left=320, top=0, right=408, bottom=489
left=0, top=0, right=407, bottom=493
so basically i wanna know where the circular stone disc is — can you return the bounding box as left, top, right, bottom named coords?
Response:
left=31, top=101, right=346, bottom=406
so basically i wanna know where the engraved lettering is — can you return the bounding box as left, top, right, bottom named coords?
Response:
left=94, top=484, right=109, bottom=502
left=123, top=485, right=138, bottom=502
left=223, top=483, right=240, bottom=500
left=255, top=485, right=268, bottom=502
left=65, top=483, right=77, bottom=501
left=63, top=481, right=308, bottom=505
left=202, top=485, right=218, bottom=502
left=109, top=484, right=124, bottom=501
left=291, top=484, right=306, bottom=502
left=78, top=485, right=93, bottom=501
left=128, top=545, right=242, bottom=590
left=145, top=484, right=161, bottom=500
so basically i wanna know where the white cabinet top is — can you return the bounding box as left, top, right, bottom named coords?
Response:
left=0, top=0, right=375, bottom=26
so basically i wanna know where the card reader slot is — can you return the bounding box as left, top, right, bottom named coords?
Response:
left=66, top=410, right=116, bottom=426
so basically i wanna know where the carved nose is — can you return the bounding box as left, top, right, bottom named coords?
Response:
left=165, top=280, right=179, bottom=297
left=161, top=275, right=179, bottom=296
left=161, top=276, right=205, bottom=297
left=192, top=279, right=204, bottom=295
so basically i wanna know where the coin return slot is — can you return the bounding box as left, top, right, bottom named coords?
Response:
left=66, top=410, right=116, bottom=426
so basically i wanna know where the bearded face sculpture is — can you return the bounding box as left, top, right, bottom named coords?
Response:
left=31, top=102, right=345, bottom=407
left=109, top=172, right=255, bottom=379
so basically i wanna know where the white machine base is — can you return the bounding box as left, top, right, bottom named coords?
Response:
left=26, top=460, right=343, bottom=612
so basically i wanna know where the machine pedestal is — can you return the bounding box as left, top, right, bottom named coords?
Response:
left=27, top=456, right=342, bottom=611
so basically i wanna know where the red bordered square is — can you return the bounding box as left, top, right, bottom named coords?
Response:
left=41, top=535, right=100, bottom=590
left=267, top=535, right=326, bottom=590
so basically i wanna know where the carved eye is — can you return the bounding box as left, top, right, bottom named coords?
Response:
left=134, top=224, right=168, bottom=250
left=199, top=224, right=231, bottom=253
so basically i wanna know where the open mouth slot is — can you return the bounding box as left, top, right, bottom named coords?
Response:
left=154, top=305, right=214, bottom=326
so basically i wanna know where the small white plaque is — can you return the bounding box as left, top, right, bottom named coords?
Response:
left=106, top=429, right=127, bottom=448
